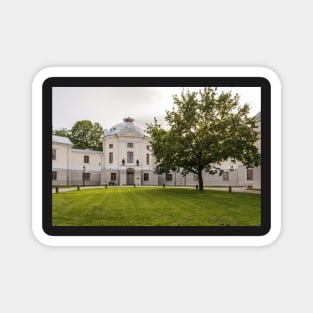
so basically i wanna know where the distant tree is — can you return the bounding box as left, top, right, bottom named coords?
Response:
left=53, top=128, right=70, bottom=137
left=69, top=120, right=103, bottom=151
left=147, top=87, right=260, bottom=191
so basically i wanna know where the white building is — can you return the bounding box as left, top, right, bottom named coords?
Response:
left=52, top=135, right=103, bottom=186
left=100, top=117, right=158, bottom=186
left=52, top=116, right=261, bottom=189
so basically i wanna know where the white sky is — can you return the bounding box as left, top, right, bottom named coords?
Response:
left=53, top=87, right=260, bottom=130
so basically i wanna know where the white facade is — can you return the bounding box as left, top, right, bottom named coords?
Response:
left=52, top=116, right=261, bottom=189
left=52, top=135, right=103, bottom=186
left=100, top=117, right=158, bottom=186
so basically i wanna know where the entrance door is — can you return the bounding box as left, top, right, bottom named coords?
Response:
left=126, top=168, right=135, bottom=185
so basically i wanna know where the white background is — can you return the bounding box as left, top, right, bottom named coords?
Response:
left=0, top=1, right=310, bottom=312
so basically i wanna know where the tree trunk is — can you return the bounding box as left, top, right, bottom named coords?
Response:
left=198, top=170, right=204, bottom=191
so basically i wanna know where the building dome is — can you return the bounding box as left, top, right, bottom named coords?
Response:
left=103, top=117, right=146, bottom=137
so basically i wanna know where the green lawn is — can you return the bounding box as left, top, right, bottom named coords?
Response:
left=52, top=187, right=261, bottom=226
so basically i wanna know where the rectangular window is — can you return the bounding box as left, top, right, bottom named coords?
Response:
left=146, top=145, right=150, bottom=151
left=193, top=174, right=198, bottom=181
left=247, top=169, right=254, bottom=181
left=109, top=152, right=113, bottom=163
left=111, top=173, right=117, bottom=181
left=166, top=173, right=173, bottom=181
left=109, top=144, right=113, bottom=149
left=84, top=155, right=89, bottom=163
left=83, top=173, right=90, bottom=182
left=127, top=151, right=133, bottom=163
left=127, top=143, right=134, bottom=148
left=223, top=172, right=229, bottom=181
left=52, top=149, right=56, bottom=160
left=144, top=173, right=149, bottom=181
left=52, top=171, right=57, bottom=180
left=146, top=153, right=150, bottom=165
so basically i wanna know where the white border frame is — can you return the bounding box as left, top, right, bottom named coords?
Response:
left=32, top=67, right=281, bottom=247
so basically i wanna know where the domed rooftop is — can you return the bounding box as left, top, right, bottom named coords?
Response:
left=103, top=117, right=147, bottom=137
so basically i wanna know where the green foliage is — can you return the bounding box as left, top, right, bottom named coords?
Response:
left=146, top=87, right=261, bottom=191
left=69, top=120, right=103, bottom=151
left=53, top=128, right=70, bottom=137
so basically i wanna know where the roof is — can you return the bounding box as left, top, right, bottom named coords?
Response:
left=71, top=148, right=103, bottom=154
left=52, top=135, right=73, bottom=145
left=104, top=117, right=147, bottom=137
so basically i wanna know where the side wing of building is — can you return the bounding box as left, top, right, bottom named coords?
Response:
left=52, top=135, right=103, bottom=186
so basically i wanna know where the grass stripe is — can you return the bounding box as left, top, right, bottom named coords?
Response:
left=52, top=187, right=261, bottom=226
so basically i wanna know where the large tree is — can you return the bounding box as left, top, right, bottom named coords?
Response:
left=146, top=87, right=260, bottom=191
left=69, top=120, right=103, bottom=151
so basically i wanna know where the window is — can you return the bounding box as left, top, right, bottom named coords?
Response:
left=84, top=155, right=89, bottom=163
left=223, top=172, right=229, bottom=181
left=144, top=173, right=149, bottom=181
left=52, top=171, right=57, bottom=180
left=193, top=174, right=198, bottom=181
left=146, top=153, right=150, bottom=165
left=127, top=151, right=133, bottom=163
left=111, top=173, right=117, bottom=181
left=109, top=144, right=113, bottom=149
left=82, top=173, right=90, bottom=182
left=247, top=169, right=254, bottom=181
left=52, top=149, right=56, bottom=160
left=146, top=145, right=150, bottom=151
left=127, top=143, right=134, bottom=148
left=166, top=173, right=173, bottom=181
left=109, top=152, right=113, bottom=163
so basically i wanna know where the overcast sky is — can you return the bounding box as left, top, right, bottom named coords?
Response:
left=52, top=87, right=261, bottom=130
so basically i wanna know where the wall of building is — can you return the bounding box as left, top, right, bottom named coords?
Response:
left=52, top=143, right=71, bottom=170
left=52, top=168, right=68, bottom=186
left=70, top=170, right=101, bottom=186
left=52, top=143, right=71, bottom=185
left=103, top=137, right=119, bottom=168
left=158, top=170, right=241, bottom=187
left=251, top=166, right=261, bottom=189
left=102, top=129, right=156, bottom=186
left=52, top=146, right=102, bottom=186
left=104, top=133, right=154, bottom=169
left=237, top=165, right=247, bottom=186
left=71, top=149, right=102, bottom=171
left=141, top=171, right=158, bottom=186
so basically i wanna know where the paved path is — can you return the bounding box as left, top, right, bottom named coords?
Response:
left=52, top=185, right=260, bottom=194
left=52, top=186, right=105, bottom=193
left=204, top=187, right=261, bottom=194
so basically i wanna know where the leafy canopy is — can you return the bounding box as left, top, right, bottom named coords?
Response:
left=69, top=120, right=104, bottom=151
left=54, top=120, right=104, bottom=151
left=53, top=128, right=70, bottom=138
left=146, top=87, right=260, bottom=190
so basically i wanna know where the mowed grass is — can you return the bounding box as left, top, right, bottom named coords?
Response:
left=52, top=187, right=261, bottom=226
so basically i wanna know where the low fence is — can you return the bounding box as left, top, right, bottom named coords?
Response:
left=52, top=179, right=101, bottom=187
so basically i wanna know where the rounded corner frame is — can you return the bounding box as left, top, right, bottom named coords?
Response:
left=32, top=66, right=281, bottom=247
